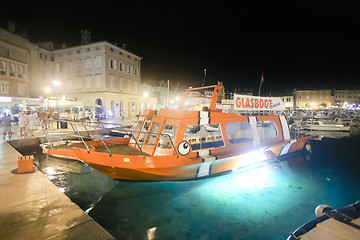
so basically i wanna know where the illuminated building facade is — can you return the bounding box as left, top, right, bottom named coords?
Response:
left=334, top=90, right=360, bottom=106
left=281, top=96, right=294, bottom=109
left=53, top=42, right=142, bottom=118
left=0, top=24, right=54, bottom=108
left=294, top=89, right=333, bottom=109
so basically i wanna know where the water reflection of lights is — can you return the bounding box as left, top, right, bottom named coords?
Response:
left=232, top=166, right=274, bottom=190
left=146, top=227, right=157, bottom=240
left=44, top=167, right=56, bottom=175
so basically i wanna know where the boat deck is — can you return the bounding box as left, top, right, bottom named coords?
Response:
left=51, top=142, right=150, bottom=156
left=300, top=218, right=360, bottom=240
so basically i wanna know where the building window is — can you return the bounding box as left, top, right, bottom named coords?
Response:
left=75, top=77, right=82, bottom=89
left=127, top=65, right=130, bottom=74
left=9, top=63, right=15, bottom=72
left=127, top=79, right=132, bottom=91
left=95, top=74, right=101, bottom=88
left=110, top=75, right=115, bottom=89
left=67, top=62, right=72, bottom=71
left=18, top=65, right=24, bottom=74
left=85, top=59, right=91, bottom=69
left=119, top=51, right=123, bottom=55
left=56, top=63, right=63, bottom=72
left=119, top=77, right=124, bottom=90
left=18, top=83, right=25, bottom=95
left=96, top=46, right=100, bottom=51
left=119, top=62, right=124, bottom=71
left=0, top=61, right=6, bottom=70
left=134, top=67, right=137, bottom=75
left=95, top=56, right=101, bottom=68
left=306, top=96, right=309, bottom=99
left=130, top=66, right=134, bottom=74
left=0, top=81, right=9, bottom=94
left=110, top=48, right=114, bottom=52
left=85, top=76, right=92, bottom=88
left=109, top=59, right=117, bottom=69
left=76, top=60, right=81, bottom=70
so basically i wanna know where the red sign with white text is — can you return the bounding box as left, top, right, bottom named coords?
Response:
left=234, top=95, right=284, bottom=111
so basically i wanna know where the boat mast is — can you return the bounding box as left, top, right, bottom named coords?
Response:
left=258, top=71, right=264, bottom=96
left=202, top=68, right=207, bottom=87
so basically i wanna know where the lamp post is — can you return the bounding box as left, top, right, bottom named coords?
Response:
left=52, top=80, right=61, bottom=129
left=44, top=87, right=51, bottom=110
left=52, top=80, right=61, bottom=113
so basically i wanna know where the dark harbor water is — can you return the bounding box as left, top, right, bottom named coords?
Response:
left=18, top=134, right=360, bottom=240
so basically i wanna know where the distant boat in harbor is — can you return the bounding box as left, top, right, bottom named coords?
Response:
left=302, top=119, right=350, bottom=132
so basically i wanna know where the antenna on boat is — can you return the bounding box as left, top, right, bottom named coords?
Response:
left=202, top=68, right=207, bottom=87
left=258, top=71, right=264, bottom=96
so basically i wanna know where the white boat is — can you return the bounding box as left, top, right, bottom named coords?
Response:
left=313, top=111, right=333, bottom=120
left=302, top=119, right=350, bottom=132
left=288, top=201, right=360, bottom=240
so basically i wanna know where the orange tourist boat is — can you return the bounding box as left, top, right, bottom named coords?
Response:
left=42, top=85, right=311, bottom=181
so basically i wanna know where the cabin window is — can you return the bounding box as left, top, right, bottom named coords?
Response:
left=256, top=121, right=278, bottom=141
left=226, top=122, right=254, bottom=144
left=158, top=124, right=177, bottom=149
left=184, top=123, right=224, bottom=150
left=148, top=122, right=161, bottom=145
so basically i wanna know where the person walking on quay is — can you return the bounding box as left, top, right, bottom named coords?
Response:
left=27, top=111, right=39, bottom=137
left=1, top=112, right=12, bottom=140
left=78, top=109, right=85, bottom=121
left=39, top=109, right=49, bottom=128
left=18, top=111, right=27, bottom=136
left=48, top=110, right=54, bottom=128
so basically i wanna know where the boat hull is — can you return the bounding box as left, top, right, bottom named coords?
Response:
left=44, top=136, right=311, bottom=181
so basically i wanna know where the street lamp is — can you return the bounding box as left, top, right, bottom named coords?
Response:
left=52, top=80, right=61, bottom=113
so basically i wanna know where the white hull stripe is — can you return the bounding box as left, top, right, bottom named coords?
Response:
left=280, top=140, right=296, bottom=155
left=279, top=115, right=290, bottom=140
left=197, top=161, right=213, bottom=177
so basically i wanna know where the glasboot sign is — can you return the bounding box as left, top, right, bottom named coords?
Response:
left=234, top=94, right=284, bottom=111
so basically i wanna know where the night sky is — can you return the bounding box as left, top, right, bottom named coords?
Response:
left=1, top=0, right=360, bottom=95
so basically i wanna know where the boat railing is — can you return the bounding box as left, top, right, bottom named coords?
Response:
left=129, top=131, right=179, bottom=158
left=41, top=119, right=179, bottom=158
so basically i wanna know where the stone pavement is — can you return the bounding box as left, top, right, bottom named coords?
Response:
left=0, top=121, right=117, bottom=239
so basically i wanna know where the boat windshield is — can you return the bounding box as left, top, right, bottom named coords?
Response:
left=147, top=122, right=161, bottom=145
left=158, top=124, right=177, bottom=149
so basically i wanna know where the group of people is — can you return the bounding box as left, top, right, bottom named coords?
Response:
left=1, top=111, right=40, bottom=139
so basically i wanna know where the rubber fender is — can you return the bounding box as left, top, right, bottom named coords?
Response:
left=315, top=204, right=333, bottom=217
